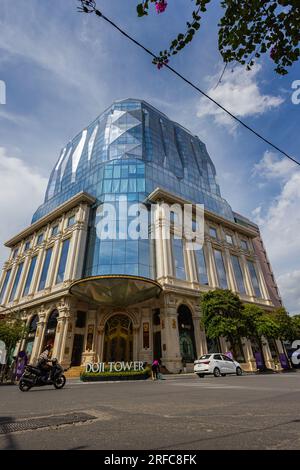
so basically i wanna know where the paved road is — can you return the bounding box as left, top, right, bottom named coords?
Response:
left=1, top=373, right=300, bottom=450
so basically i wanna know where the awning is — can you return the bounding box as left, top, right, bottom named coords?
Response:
left=69, top=275, right=162, bottom=307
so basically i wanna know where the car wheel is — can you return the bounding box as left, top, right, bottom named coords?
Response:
left=213, top=367, right=221, bottom=377
left=197, top=374, right=205, bottom=378
left=221, top=373, right=226, bottom=377
left=236, top=367, right=243, bottom=376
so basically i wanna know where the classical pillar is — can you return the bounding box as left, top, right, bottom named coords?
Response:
left=139, top=307, right=152, bottom=363
left=153, top=205, right=164, bottom=279
left=160, top=295, right=182, bottom=373
left=30, top=309, right=47, bottom=364
left=262, top=336, right=274, bottom=369
left=240, top=254, right=255, bottom=298
left=193, top=306, right=207, bottom=357
left=97, top=325, right=105, bottom=362
left=205, top=241, right=218, bottom=287
left=46, top=238, right=61, bottom=287
left=223, top=248, right=236, bottom=292
left=52, top=304, right=70, bottom=360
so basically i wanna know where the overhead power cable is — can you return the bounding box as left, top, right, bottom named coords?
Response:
left=83, top=7, right=300, bottom=168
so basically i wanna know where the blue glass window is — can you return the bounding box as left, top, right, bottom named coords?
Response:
left=56, top=239, right=70, bottom=284
left=9, top=263, right=24, bottom=302
left=67, top=215, right=75, bottom=227
left=24, top=241, right=31, bottom=251
left=209, top=227, right=217, bottom=238
left=22, top=256, right=38, bottom=297
left=172, top=238, right=186, bottom=280
left=247, top=260, right=262, bottom=298
left=36, top=233, right=44, bottom=245
left=241, top=239, right=248, bottom=250
left=0, top=269, right=12, bottom=303
left=12, top=248, right=18, bottom=259
left=231, top=255, right=246, bottom=294
left=213, top=249, right=228, bottom=289
left=38, top=248, right=53, bottom=291
left=51, top=225, right=59, bottom=237
left=195, top=247, right=209, bottom=285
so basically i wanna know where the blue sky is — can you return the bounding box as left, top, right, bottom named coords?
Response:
left=0, top=0, right=300, bottom=312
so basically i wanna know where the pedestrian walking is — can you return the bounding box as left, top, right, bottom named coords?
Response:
left=151, top=359, right=160, bottom=380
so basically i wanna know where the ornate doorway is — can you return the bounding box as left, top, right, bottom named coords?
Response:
left=103, top=314, right=133, bottom=362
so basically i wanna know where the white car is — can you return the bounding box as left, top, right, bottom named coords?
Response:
left=194, top=353, right=243, bottom=378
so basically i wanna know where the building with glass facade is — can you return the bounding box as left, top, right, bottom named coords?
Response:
left=0, top=99, right=284, bottom=373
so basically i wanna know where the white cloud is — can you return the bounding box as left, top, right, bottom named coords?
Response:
left=252, top=150, right=295, bottom=181
left=197, top=65, right=284, bottom=132
left=252, top=154, right=300, bottom=313
left=0, top=147, right=47, bottom=266
left=277, top=271, right=300, bottom=315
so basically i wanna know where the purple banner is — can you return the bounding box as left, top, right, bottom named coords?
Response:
left=279, top=353, right=289, bottom=369
left=254, top=352, right=264, bottom=369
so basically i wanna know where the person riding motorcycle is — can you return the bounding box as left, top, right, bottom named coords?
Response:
left=37, top=345, right=53, bottom=382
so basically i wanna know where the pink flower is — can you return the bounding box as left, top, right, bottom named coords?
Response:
left=155, top=1, right=168, bottom=14
left=157, top=59, right=169, bottom=69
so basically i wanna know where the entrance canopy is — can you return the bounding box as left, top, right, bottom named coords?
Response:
left=69, top=275, right=162, bottom=307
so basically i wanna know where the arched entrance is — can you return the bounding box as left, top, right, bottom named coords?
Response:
left=103, top=314, right=133, bottom=362
left=178, top=305, right=196, bottom=362
left=43, top=310, right=58, bottom=350
left=25, top=315, right=38, bottom=359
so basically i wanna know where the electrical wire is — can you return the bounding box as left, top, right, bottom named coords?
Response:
left=84, top=7, right=300, bottom=167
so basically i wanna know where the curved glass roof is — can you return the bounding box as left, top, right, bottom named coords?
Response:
left=32, top=98, right=233, bottom=223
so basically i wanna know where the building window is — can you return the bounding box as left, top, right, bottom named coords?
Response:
left=231, top=255, right=246, bottom=294
left=247, top=260, right=262, bottom=298
left=56, top=239, right=70, bottom=284
left=75, top=311, right=86, bottom=328
left=67, top=215, right=75, bottom=227
left=12, top=248, right=18, bottom=259
left=226, top=234, right=233, bottom=245
left=22, top=256, right=38, bottom=297
left=51, top=225, right=59, bottom=237
left=209, top=227, right=217, bottom=239
left=9, top=262, right=24, bottom=302
left=24, top=241, right=31, bottom=252
left=213, top=249, right=228, bottom=289
left=38, top=248, right=53, bottom=291
left=36, top=233, right=44, bottom=245
left=241, top=239, right=248, bottom=250
left=195, top=247, right=209, bottom=285
left=0, top=269, right=12, bottom=303
left=172, top=238, right=186, bottom=280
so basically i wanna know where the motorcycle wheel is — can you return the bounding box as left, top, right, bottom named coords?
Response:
left=19, top=379, right=31, bottom=392
left=53, top=375, right=66, bottom=389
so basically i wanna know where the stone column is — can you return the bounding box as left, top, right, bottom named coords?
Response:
left=223, top=248, right=236, bottom=292
left=262, top=336, right=274, bottom=369
left=205, top=241, right=218, bottom=287
left=160, top=295, right=182, bottom=372
left=193, top=306, right=207, bottom=357
left=30, top=309, right=47, bottom=364
left=153, top=205, right=164, bottom=279
left=97, top=325, right=105, bottom=362
left=81, top=309, right=97, bottom=365
left=52, top=303, right=71, bottom=360
left=240, top=254, right=255, bottom=298
left=46, top=238, right=61, bottom=287
left=139, top=307, right=152, bottom=363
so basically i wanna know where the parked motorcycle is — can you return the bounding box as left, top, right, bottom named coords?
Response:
left=19, top=358, right=66, bottom=392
